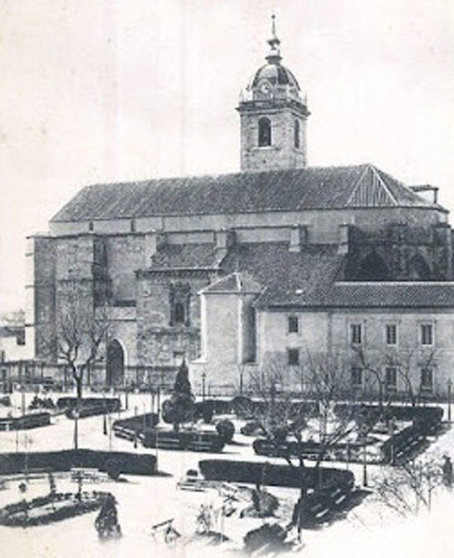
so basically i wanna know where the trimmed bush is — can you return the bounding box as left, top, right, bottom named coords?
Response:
left=215, top=419, right=235, bottom=444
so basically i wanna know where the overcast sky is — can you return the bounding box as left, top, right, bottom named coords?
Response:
left=1, top=0, right=454, bottom=312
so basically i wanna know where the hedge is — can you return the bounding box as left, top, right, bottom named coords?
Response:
left=0, top=412, right=51, bottom=431
left=142, top=429, right=225, bottom=452
left=230, top=397, right=319, bottom=419
left=57, top=397, right=120, bottom=413
left=199, top=459, right=354, bottom=491
left=0, top=449, right=156, bottom=476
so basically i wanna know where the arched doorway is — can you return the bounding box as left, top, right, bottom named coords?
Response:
left=106, top=340, right=125, bottom=387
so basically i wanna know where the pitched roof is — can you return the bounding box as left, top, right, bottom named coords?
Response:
left=326, top=283, right=454, bottom=309
left=201, top=272, right=263, bottom=294
left=204, top=242, right=454, bottom=310
left=221, top=242, right=344, bottom=307
left=51, top=164, right=442, bottom=222
left=150, top=243, right=219, bottom=269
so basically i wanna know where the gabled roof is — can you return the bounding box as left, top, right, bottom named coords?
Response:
left=51, top=164, right=443, bottom=223
left=201, top=272, right=263, bottom=294
left=221, top=243, right=345, bottom=307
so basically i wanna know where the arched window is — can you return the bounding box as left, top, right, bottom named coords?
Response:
left=258, top=117, right=271, bottom=147
left=174, top=302, right=185, bottom=325
left=357, top=252, right=390, bottom=281
left=294, top=119, right=300, bottom=148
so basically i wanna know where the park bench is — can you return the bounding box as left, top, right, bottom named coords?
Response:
left=70, top=467, right=106, bottom=482
left=112, top=425, right=136, bottom=441
left=156, top=437, right=182, bottom=450
left=186, top=439, right=215, bottom=452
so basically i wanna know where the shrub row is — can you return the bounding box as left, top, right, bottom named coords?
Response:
left=112, top=413, right=158, bottom=441
left=333, top=403, right=443, bottom=426
left=231, top=397, right=319, bottom=419
left=0, top=412, right=51, bottom=431
left=57, top=397, right=120, bottom=413
left=0, top=449, right=156, bottom=476
left=199, top=459, right=354, bottom=491
left=142, top=429, right=225, bottom=452
left=252, top=438, right=364, bottom=462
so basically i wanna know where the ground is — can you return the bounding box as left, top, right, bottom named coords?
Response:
left=0, top=390, right=452, bottom=557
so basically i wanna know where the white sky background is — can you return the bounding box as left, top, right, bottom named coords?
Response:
left=1, top=0, right=454, bottom=313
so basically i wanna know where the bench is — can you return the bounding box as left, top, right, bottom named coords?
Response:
left=186, top=440, right=215, bottom=452
left=70, top=467, right=104, bottom=482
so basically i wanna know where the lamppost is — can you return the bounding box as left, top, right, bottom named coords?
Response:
left=202, top=371, right=206, bottom=401
left=73, top=410, right=79, bottom=450
left=448, top=379, right=452, bottom=423
left=361, top=428, right=368, bottom=487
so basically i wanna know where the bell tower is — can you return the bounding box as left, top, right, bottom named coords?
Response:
left=237, top=16, right=310, bottom=172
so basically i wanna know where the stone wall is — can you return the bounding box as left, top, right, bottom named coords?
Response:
left=136, top=270, right=214, bottom=367
left=346, top=223, right=453, bottom=280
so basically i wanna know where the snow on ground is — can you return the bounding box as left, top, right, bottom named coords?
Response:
left=1, top=391, right=454, bottom=557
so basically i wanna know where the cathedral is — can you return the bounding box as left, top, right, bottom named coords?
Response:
left=26, top=20, right=454, bottom=397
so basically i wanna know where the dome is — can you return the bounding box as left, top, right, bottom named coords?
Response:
left=251, top=63, right=300, bottom=90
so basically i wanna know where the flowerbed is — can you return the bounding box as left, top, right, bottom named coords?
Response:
left=0, top=491, right=111, bottom=527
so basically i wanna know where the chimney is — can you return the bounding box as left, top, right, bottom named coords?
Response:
left=289, top=225, right=308, bottom=252
left=144, top=231, right=165, bottom=264
left=215, top=229, right=236, bottom=261
left=337, top=224, right=350, bottom=255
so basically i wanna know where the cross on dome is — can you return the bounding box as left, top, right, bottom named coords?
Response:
left=266, top=14, right=282, bottom=64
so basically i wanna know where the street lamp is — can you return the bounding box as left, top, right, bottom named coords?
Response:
left=361, top=428, right=368, bottom=487
left=202, top=371, right=206, bottom=401
left=448, top=379, right=452, bottom=423
left=73, top=410, right=79, bottom=450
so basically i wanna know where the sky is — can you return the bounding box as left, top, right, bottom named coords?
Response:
left=1, top=0, right=454, bottom=313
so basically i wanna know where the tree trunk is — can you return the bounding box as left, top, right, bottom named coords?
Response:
left=76, top=376, right=83, bottom=402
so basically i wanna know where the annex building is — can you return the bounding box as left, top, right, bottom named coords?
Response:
left=26, top=21, right=454, bottom=398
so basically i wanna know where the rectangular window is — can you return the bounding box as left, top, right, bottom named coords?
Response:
left=421, top=324, right=433, bottom=346
left=288, top=316, right=299, bottom=333
left=288, top=348, right=299, bottom=366
left=421, top=367, right=433, bottom=391
left=350, top=324, right=362, bottom=345
left=351, top=367, right=363, bottom=388
left=386, top=324, right=397, bottom=346
left=385, top=367, right=397, bottom=391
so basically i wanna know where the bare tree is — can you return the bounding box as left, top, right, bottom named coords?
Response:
left=352, top=346, right=386, bottom=409
left=372, top=455, right=442, bottom=517
left=384, top=346, right=437, bottom=407
left=303, top=351, right=368, bottom=473
left=42, top=280, right=112, bottom=402
left=247, top=351, right=365, bottom=490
